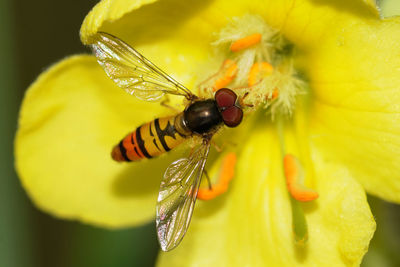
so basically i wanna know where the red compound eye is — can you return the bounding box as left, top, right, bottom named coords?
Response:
left=215, top=88, right=237, bottom=109
left=221, top=106, right=243, bottom=127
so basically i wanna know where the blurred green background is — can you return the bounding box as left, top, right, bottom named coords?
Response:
left=1, top=0, right=400, bottom=266
left=0, top=0, right=159, bottom=266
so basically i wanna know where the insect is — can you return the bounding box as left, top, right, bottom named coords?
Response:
left=90, top=32, right=243, bottom=251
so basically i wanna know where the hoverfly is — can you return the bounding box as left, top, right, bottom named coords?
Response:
left=90, top=32, right=243, bottom=251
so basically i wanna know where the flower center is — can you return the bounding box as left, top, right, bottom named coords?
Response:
left=197, top=14, right=305, bottom=118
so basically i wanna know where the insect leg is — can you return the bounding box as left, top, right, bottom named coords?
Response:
left=160, top=96, right=180, bottom=112
left=239, top=91, right=254, bottom=108
left=203, top=170, right=213, bottom=190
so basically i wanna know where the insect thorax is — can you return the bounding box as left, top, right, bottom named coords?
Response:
left=183, top=99, right=223, bottom=134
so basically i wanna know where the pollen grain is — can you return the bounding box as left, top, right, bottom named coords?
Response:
left=213, top=59, right=238, bottom=91
left=248, top=61, right=274, bottom=87
left=230, top=33, right=262, bottom=52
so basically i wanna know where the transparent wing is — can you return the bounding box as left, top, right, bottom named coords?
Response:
left=90, top=32, right=194, bottom=101
left=156, top=141, right=211, bottom=251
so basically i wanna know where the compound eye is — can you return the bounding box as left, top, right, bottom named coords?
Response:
left=215, top=88, right=237, bottom=109
left=221, top=106, right=243, bottom=127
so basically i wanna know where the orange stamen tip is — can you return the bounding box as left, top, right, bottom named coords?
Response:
left=266, top=88, right=279, bottom=100
left=223, top=59, right=235, bottom=67
left=271, top=88, right=279, bottom=99
left=213, top=60, right=238, bottom=91
left=283, top=154, right=319, bottom=202
left=198, top=152, right=237, bottom=200
left=230, top=33, right=262, bottom=52
left=248, top=62, right=274, bottom=87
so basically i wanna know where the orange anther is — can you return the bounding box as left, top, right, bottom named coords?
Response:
left=248, top=62, right=274, bottom=87
left=266, top=88, right=279, bottom=101
left=271, top=88, right=279, bottom=99
left=213, top=59, right=238, bottom=91
left=283, top=154, right=318, bottom=202
left=198, top=152, right=237, bottom=200
left=230, top=33, right=262, bottom=52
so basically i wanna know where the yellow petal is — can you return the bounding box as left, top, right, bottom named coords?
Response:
left=307, top=17, right=400, bottom=203
left=80, top=0, right=215, bottom=90
left=362, top=0, right=377, bottom=7
left=361, top=0, right=380, bottom=16
left=156, top=123, right=375, bottom=267
left=81, top=0, right=378, bottom=47
left=80, top=0, right=157, bottom=44
left=80, top=0, right=379, bottom=92
left=15, top=55, right=177, bottom=227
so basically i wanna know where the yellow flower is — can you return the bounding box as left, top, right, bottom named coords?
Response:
left=15, top=0, right=400, bottom=265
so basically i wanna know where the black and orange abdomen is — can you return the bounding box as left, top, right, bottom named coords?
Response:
left=112, top=115, right=187, bottom=162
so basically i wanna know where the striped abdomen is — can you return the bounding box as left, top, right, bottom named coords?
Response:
left=111, top=115, right=188, bottom=162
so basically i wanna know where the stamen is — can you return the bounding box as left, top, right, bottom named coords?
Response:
left=283, top=154, right=319, bottom=202
left=198, top=153, right=237, bottom=200
left=291, top=197, right=308, bottom=245
left=208, top=15, right=302, bottom=112
left=269, top=89, right=279, bottom=100
left=213, top=59, right=238, bottom=91
left=248, top=62, right=274, bottom=87
left=230, top=33, right=262, bottom=52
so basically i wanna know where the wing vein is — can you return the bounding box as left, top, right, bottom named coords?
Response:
left=156, top=142, right=211, bottom=251
left=90, top=32, right=194, bottom=101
